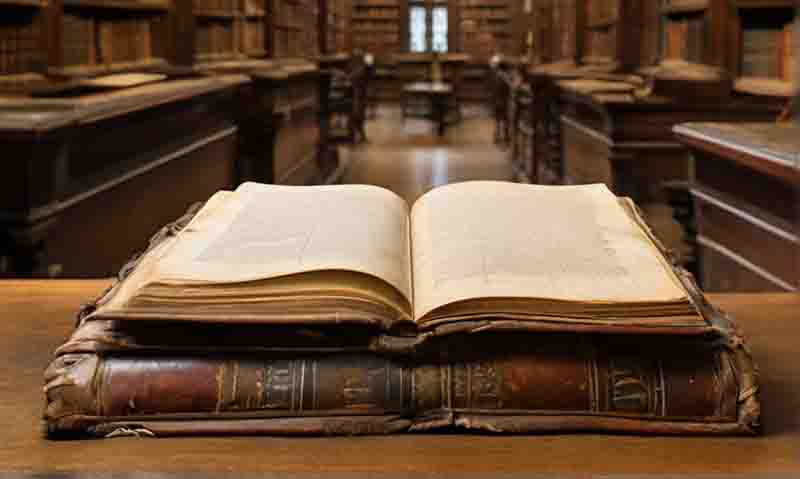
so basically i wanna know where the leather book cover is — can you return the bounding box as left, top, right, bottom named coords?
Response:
left=44, top=327, right=759, bottom=437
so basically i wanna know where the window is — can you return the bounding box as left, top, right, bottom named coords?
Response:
left=431, top=6, right=448, bottom=52
left=409, top=1, right=448, bottom=53
left=410, top=5, right=428, bottom=52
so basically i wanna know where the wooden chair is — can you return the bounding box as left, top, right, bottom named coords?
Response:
left=322, top=57, right=369, bottom=144
left=352, top=61, right=373, bottom=142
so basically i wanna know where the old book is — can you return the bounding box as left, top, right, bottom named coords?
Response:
left=62, top=14, right=94, bottom=68
left=81, top=182, right=713, bottom=336
left=45, top=331, right=758, bottom=437
left=42, top=181, right=760, bottom=437
left=741, top=27, right=779, bottom=78
left=98, top=19, right=115, bottom=66
left=1, top=13, right=45, bottom=75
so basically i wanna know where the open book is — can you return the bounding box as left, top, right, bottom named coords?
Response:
left=91, top=181, right=711, bottom=335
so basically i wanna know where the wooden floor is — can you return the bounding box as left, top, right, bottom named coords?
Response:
left=340, top=104, right=516, bottom=204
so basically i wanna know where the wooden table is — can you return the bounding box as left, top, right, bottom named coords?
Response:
left=402, top=82, right=454, bottom=136
left=2, top=280, right=798, bottom=478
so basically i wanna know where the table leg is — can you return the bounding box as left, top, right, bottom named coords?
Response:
left=435, top=95, right=446, bottom=137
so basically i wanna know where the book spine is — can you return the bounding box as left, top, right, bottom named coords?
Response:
left=741, top=28, right=778, bottom=78
left=61, top=14, right=94, bottom=68
left=43, top=342, right=758, bottom=437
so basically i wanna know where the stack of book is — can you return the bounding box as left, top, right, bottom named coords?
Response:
left=43, top=181, right=760, bottom=438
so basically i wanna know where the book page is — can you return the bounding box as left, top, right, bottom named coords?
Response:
left=151, top=182, right=413, bottom=304
left=97, top=190, right=235, bottom=313
left=410, top=182, right=689, bottom=321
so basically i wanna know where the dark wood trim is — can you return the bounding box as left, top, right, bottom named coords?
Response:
left=617, top=0, right=643, bottom=72
left=448, top=0, right=458, bottom=54
left=675, top=129, right=800, bottom=185
left=170, top=0, right=195, bottom=67
left=319, top=0, right=328, bottom=55
left=399, top=0, right=409, bottom=53
left=707, top=0, right=730, bottom=69
left=45, top=0, right=63, bottom=71
left=574, top=0, right=586, bottom=64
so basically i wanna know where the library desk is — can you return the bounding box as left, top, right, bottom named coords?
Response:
left=554, top=80, right=784, bottom=262
left=556, top=81, right=783, bottom=204
left=0, top=280, right=798, bottom=478
left=402, top=82, right=454, bottom=137
left=0, top=76, right=247, bottom=278
left=675, top=122, right=799, bottom=293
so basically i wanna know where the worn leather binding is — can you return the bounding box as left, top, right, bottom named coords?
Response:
left=44, top=333, right=759, bottom=437
left=43, top=200, right=761, bottom=438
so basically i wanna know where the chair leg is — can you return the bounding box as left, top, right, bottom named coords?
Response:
left=358, top=119, right=368, bottom=143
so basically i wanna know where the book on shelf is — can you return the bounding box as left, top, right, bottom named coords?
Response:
left=779, top=22, right=793, bottom=82
left=0, top=12, right=44, bottom=75
left=61, top=15, right=157, bottom=69
left=43, top=181, right=760, bottom=438
left=741, top=27, right=779, bottom=78
left=62, top=13, right=94, bottom=67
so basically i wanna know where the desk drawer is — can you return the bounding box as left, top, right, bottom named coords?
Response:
left=699, top=239, right=789, bottom=292
left=694, top=192, right=798, bottom=287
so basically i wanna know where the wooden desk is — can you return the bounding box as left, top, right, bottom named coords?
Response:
left=0, top=76, right=246, bottom=278
left=554, top=79, right=783, bottom=267
left=402, top=82, right=454, bottom=137
left=379, top=54, right=469, bottom=103
left=1, top=280, right=798, bottom=478
left=675, top=122, right=799, bottom=293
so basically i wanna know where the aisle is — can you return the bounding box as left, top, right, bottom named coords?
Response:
left=340, top=105, right=516, bottom=204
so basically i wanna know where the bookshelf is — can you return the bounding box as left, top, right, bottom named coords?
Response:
left=731, top=1, right=795, bottom=97
left=269, top=0, right=319, bottom=59
left=61, top=0, right=168, bottom=11
left=187, top=0, right=268, bottom=64
left=458, top=0, right=512, bottom=61
left=660, top=0, right=713, bottom=67
left=54, top=0, right=170, bottom=76
left=548, top=0, right=578, bottom=64
left=0, top=0, right=285, bottom=82
left=582, top=0, right=618, bottom=65
left=579, top=0, right=657, bottom=72
left=651, top=0, right=796, bottom=100
left=350, top=0, right=401, bottom=59
left=322, top=0, right=349, bottom=54
left=0, top=5, right=46, bottom=85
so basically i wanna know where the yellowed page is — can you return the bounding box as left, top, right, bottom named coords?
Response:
left=96, top=190, right=235, bottom=314
left=410, top=182, right=688, bottom=321
left=152, top=182, right=413, bottom=304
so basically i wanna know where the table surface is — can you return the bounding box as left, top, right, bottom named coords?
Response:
left=2, top=280, right=798, bottom=478
left=403, top=82, right=454, bottom=94
left=674, top=122, right=800, bottom=182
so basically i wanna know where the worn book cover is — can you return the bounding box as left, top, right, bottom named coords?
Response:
left=43, top=182, right=761, bottom=438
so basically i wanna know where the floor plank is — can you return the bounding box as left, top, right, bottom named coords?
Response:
left=340, top=105, right=515, bottom=204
